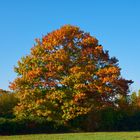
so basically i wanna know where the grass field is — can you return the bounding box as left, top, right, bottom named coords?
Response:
left=1, top=132, right=140, bottom=140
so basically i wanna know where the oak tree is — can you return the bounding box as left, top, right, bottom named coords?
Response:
left=10, top=25, right=132, bottom=123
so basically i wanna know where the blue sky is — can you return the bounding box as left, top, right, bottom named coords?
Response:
left=0, top=0, right=140, bottom=92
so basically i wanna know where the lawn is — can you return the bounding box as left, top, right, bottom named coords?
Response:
left=1, top=132, right=140, bottom=140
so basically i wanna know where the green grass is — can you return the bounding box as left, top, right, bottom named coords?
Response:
left=1, top=132, right=140, bottom=140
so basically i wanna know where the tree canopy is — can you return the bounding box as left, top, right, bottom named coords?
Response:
left=10, top=25, right=132, bottom=124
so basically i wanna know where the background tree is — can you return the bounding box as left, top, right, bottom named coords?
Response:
left=0, top=89, right=18, bottom=118
left=10, top=25, right=132, bottom=124
left=129, top=90, right=140, bottom=111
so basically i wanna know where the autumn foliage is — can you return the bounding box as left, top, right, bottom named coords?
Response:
left=10, top=25, right=132, bottom=124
